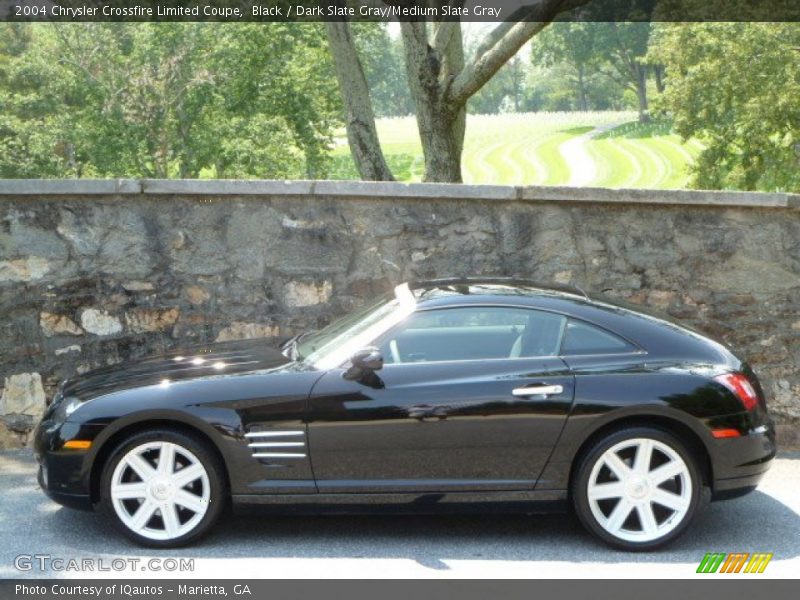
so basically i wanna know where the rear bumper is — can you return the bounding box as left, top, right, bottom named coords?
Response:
left=709, top=421, right=776, bottom=501
left=712, top=473, right=765, bottom=501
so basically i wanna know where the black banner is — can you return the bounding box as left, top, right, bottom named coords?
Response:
left=3, top=0, right=800, bottom=23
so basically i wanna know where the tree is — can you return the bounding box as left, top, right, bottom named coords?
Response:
left=0, top=24, right=69, bottom=177
left=0, top=23, right=340, bottom=179
left=648, top=23, right=800, bottom=192
left=597, top=22, right=653, bottom=123
left=326, top=1, right=584, bottom=182
left=531, top=22, right=599, bottom=111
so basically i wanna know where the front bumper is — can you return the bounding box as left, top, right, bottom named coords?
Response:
left=37, top=462, right=93, bottom=510
left=33, top=418, right=103, bottom=511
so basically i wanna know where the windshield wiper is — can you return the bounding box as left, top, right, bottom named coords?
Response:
left=282, top=330, right=315, bottom=361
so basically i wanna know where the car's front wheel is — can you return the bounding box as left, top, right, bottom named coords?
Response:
left=98, top=428, right=226, bottom=547
left=572, top=426, right=704, bottom=551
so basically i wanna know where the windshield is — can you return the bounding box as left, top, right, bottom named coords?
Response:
left=297, top=286, right=416, bottom=369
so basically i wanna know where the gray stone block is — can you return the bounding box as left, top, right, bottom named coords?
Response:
left=141, top=179, right=314, bottom=196
left=0, top=179, right=140, bottom=195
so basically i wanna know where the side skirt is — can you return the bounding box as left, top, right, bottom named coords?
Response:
left=231, top=489, right=568, bottom=515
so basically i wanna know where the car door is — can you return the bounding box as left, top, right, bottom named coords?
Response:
left=307, top=306, right=576, bottom=493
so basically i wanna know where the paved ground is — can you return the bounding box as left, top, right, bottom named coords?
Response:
left=1, top=450, right=798, bottom=579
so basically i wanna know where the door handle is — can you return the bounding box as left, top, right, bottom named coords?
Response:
left=512, top=384, right=564, bottom=397
left=408, top=404, right=448, bottom=420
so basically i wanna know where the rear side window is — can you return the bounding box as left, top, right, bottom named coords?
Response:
left=561, top=320, right=637, bottom=355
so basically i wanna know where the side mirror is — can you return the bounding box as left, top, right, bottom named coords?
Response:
left=343, top=347, right=384, bottom=381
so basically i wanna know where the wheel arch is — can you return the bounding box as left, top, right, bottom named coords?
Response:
left=88, top=417, right=231, bottom=504
left=566, top=413, right=714, bottom=498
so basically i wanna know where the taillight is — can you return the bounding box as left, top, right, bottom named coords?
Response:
left=714, top=372, right=759, bottom=411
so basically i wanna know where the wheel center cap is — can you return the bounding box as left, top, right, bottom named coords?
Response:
left=626, top=477, right=650, bottom=500
left=148, top=478, right=175, bottom=502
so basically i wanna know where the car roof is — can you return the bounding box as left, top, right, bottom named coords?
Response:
left=405, top=278, right=737, bottom=365
left=409, top=278, right=589, bottom=303
left=407, top=277, right=624, bottom=321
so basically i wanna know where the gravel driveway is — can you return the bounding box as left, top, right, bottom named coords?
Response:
left=1, top=449, right=798, bottom=579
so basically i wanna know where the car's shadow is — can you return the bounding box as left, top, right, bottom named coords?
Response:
left=40, top=489, right=800, bottom=567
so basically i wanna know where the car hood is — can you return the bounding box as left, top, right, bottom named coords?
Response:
left=61, top=338, right=299, bottom=402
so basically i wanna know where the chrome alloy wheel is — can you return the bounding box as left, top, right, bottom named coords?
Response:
left=110, top=441, right=210, bottom=541
left=586, top=437, right=692, bottom=543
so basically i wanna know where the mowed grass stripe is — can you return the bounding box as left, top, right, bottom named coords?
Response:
left=536, top=132, right=573, bottom=185
left=649, top=137, right=697, bottom=189
left=466, top=138, right=509, bottom=184
left=518, top=129, right=566, bottom=185
left=632, top=138, right=672, bottom=188
left=591, top=138, right=642, bottom=188
left=504, top=139, right=530, bottom=184
left=586, top=138, right=620, bottom=188
left=616, top=138, right=661, bottom=188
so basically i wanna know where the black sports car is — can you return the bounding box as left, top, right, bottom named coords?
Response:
left=34, top=279, right=776, bottom=550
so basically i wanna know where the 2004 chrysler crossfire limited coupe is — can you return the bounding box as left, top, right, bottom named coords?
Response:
left=34, top=279, right=776, bottom=550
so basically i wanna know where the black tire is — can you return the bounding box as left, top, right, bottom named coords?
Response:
left=572, top=426, right=705, bottom=551
left=98, top=428, right=227, bottom=548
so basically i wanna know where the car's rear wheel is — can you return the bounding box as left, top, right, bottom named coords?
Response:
left=572, top=426, right=703, bottom=551
left=98, top=428, right=226, bottom=547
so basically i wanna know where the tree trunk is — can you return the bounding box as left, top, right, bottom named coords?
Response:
left=400, top=21, right=466, bottom=183
left=635, top=64, right=650, bottom=123
left=417, top=103, right=466, bottom=183
left=577, top=63, right=588, bottom=111
left=325, top=21, right=394, bottom=181
left=653, top=64, right=665, bottom=94
left=510, top=57, right=522, bottom=112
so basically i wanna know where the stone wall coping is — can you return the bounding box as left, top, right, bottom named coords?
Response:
left=1, top=179, right=798, bottom=209
left=0, top=179, right=141, bottom=195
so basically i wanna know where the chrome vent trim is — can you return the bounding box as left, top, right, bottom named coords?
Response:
left=244, top=430, right=304, bottom=438
left=252, top=453, right=306, bottom=459
left=247, top=442, right=305, bottom=448
left=245, top=428, right=307, bottom=461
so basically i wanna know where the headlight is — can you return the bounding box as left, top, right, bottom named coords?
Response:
left=51, top=396, right=82, bottom=422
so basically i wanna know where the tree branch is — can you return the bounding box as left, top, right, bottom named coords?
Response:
left=447, top=0, right=578, bottom=106
left=400, top=21, right=439, bottom=92
left=449, top=21, right=543, bottom=106
left=431, top=1, right=465, bottom=53
left=432, top=21, right=457, bottom=54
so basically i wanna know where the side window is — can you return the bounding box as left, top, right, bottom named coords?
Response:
left=561, top=319, right=636, bottom=355
left=377, top=307, right=567, bottom=364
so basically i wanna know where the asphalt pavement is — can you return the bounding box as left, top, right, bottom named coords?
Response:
left=1, top=449, right=798, bottom=579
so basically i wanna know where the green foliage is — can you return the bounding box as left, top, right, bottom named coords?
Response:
left=648, top=23, right=800, bottom=192
left=0, top=23, right=340, bottom=179
left=530, top=22, right=600, bottom=111
left=352, top=24, right=414, bottom=118
left=528, top=22, right=649, bottom=114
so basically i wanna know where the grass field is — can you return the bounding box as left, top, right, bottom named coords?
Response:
left=330, top=111, right=703, bottom=188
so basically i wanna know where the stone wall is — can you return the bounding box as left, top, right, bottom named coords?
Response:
left=1, top=180, right=799, bottom=448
